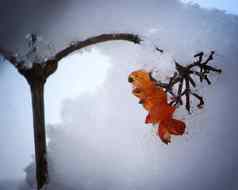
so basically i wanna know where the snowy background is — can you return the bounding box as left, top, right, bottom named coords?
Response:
left=0, top=0, right=238, bottom=189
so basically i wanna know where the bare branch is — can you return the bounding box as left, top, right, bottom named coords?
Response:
left=53, top=33, right=142, bottom=63
left=44, top=60, right=58, bottom=78
left=155, top=46, right=164, bottom=53
left=0, top=47, right=28, bottom=75
left=0, top=47, right=18, bottom=65
left=191, top=92, right=204, bottom=108
left=155, top=51, right=222, bottom=112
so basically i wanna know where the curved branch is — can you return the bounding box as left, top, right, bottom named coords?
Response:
left=52, top=33, right=142, bottom=63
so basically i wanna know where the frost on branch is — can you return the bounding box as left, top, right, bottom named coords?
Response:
left=18, top=33, right=55, bottom=69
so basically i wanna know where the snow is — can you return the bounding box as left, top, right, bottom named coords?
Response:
left=1, top=0, right=238, bottom=190
left=14, top=34, right=56, bottom=69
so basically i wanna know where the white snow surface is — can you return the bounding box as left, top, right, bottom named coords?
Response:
left=1, top=0, right=238, bottom=190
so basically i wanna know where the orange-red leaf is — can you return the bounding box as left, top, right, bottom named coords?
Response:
left=128, top=70, right=186, bottom=144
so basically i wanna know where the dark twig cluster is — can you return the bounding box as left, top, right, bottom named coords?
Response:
left=150, top=51, right=222, bottom=113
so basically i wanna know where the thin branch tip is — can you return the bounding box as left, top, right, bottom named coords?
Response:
left=154, top=51, right=222, bottom=112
